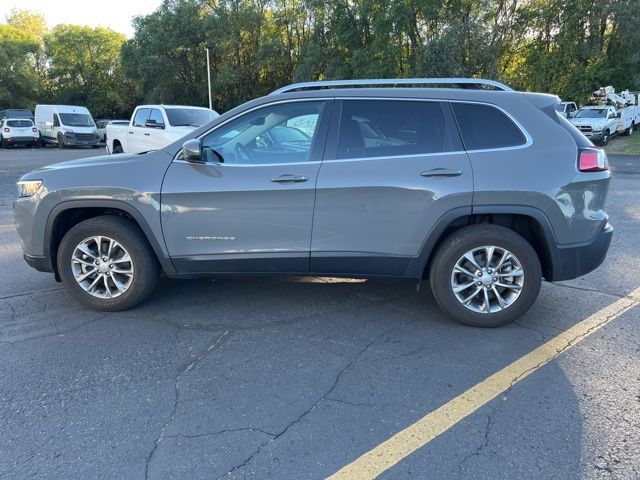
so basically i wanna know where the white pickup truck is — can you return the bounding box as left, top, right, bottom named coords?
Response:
left=570, top=105, right=621, bottom=146
left=106, top=105, right=219, bottom=154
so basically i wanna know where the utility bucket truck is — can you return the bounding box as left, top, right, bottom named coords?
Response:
left=571, top=86, right=640, bottom=145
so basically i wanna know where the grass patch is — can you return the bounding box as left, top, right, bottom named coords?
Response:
left=604, top=132, right=640, bottom=155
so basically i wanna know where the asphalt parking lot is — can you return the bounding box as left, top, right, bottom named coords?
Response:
left=1, top=146, right=639, bottom=480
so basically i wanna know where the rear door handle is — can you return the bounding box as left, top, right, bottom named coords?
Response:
left=420, top=168, right=463, bottom=177
left=144, top=133, right=150, bottom=136
left=271, top=174, right=309, bottom=184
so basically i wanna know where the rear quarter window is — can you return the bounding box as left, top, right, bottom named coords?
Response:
left=452, top=102, right=527, bottom=150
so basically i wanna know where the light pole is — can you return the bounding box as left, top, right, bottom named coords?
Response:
left=205, top=47, right=212, bottom=110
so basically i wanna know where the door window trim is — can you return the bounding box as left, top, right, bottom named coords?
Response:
left=173, top=98, right=334, bottom=166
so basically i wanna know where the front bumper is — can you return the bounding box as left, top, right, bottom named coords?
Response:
left=579, top=130, right=604, bottom=141
left=551, top=223, right=613, bottom=281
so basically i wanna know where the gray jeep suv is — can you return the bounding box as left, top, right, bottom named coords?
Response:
left=14, top=78, right=612, bottom=327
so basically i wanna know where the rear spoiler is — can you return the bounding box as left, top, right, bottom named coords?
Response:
left=520, top=92, right=561, bottom=109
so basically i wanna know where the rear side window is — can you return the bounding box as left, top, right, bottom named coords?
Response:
left=452, top=103, right=526, bottom=150
left=133, top=108, right=151, bottom=127
left=337, top=100, right=448, bottom=159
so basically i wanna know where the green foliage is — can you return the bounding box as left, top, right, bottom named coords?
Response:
left=0, top=24, right=40, bottom=108
left=45, top=25, right=135, bottom=117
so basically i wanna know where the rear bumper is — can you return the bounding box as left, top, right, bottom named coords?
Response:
left=4, top=136, right=39, bottom=145
left=550, top=223, right=613, bottom=281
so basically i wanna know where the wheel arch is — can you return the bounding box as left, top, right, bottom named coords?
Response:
left=45, top=200, right=175, bottom=279
left=408, top=206, right=559, bottom=281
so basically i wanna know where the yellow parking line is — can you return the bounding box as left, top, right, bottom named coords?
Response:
left=328, top=287, right=640, bottom=480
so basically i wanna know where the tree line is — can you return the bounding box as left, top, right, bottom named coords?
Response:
left=1, top=0, right=639, bottom=118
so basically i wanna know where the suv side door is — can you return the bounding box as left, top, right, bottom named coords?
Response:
left=161, top=99, right=332, bottom=273
left=310, top=98, right=473, bottom=276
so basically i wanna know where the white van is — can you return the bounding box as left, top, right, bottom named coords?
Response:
left=35, top=105, right=101, bottom=148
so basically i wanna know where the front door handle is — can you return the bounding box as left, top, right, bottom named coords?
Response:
left=271, top=174, right=309, bottom=184
left=420, top=168, right=463, bottom=177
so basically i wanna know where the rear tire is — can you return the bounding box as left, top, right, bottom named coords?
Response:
left=57, top=216, right=159, bottom=311
left=429, top=224, right=542, bottom=327
left=113, top=143, right=123, bottom=154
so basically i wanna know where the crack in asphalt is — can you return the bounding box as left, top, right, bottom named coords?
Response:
left=164, top=427, right=276, bottom=441
left=0, top=287, right=66, bottom=301
left=0, top=314, right=110, bottom=346
left=214, top=329, right=388, bottom=480
left=551, top=282, right=630, bottom=300
left=144, top=329, right=229, bottom=480
left=457, top=399, right=500, bottom=473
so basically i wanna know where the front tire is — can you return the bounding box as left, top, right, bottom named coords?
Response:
left=429, top=225, right=542, bottom=327
left=57, top=216, right=159, bottom=311
left=57, top=134, right=66, bottom=149
left=600, top=130, right=609, bottom=146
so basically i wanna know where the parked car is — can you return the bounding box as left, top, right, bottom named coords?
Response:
left=14, top=78, right=612, bottom=327
left=0, top=109, right=34, bottom=121
left=570, top=106, right=619, bottom=145
left=0, top=118, right=40, bottom=148
left=554, top=101, right=578, bottom=118
left=96, top=119, right=128, bottom=143
left=35, top=105, right=100, bottom=148
left=106, top=105, right=219, bottom=154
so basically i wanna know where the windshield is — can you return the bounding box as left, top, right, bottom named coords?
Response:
left=575, top=109, right=607, bottom=119
left=59, top=113, right=95, bottom=127
left=6, top=120, right=33, bottom=127
left=165, top=108, right=217, bottom=127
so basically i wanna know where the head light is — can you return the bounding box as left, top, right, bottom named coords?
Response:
left=17, top=180, right=43, bottom=197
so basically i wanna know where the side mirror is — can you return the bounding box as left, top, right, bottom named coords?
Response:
left=145, top=119, right=165, bottom=129
left=616, top=112, right=621, bottom=118
left=182, top=139, right=203, bottom=162
left=566, top=112, right=571, bottom=119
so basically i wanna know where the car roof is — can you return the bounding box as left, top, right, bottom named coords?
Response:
left=137, top=105, right=213, bottom=110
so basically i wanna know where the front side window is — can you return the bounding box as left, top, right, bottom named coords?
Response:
left=336, top=100, right=447, bottom=159
left=133, top=108, right=151, bottom=127
left=452, top=103, right=527, bottom=150
left=201, top=102, right=324, bottom=165
left=148, top=109, right=165, bottom=126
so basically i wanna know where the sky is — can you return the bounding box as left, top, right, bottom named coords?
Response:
left=0, top=0, right=163, bottom=37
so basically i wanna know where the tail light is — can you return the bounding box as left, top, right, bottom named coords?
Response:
left=579, top=149, right=609, bottom=172
left=32, top=127, right=37, bottom=132
left=3, top=128, right=9, bottom=133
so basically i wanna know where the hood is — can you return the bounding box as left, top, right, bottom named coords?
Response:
left=570, top=118, right=607, bottom=127
left=37, top=153, right=139, bottom=173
